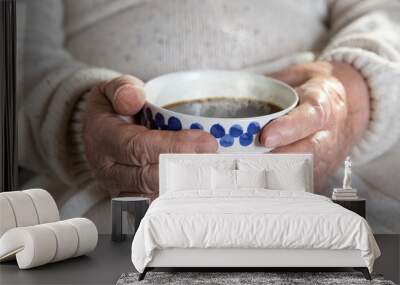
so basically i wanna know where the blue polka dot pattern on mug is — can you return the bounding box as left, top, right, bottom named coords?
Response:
left=145, top=109, right=264, bottom=148
left=167, top=116, right=182, bottom=131
left=247, top=121, right=261, bottom=135
left=229, top=124, right=243, bottom=137
left=190, top=123, right=204, bottom=130
left=219, top=134, right=234, bottom=147
left=155, top=112, right=165, bottom=129
left=239, top=132, right=253, bottom=146
left=210, top=124, right=225, bottom=138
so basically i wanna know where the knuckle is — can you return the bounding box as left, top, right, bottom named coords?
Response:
left=166, top=135, right=178, bottom=153
left=123, top=168, right=138, bottom=189
left=311, top=102, right=327, bottom=127
left=135, top=166, right=150, bottom=193
left=308, top=137, right=322, bottom=157
left=300, top=85, right=331, bottom=127
left=169, top=137, right=189, bottom=153
left=310, top=135, right=322, bottom=150
left=154, top=131, right=185, bottom=154
left=131, top=165, right=157, bottom=195
left=309, top=131, right=330, bottom=156
left=128, top=133, right=147, bottom=165
left=99, top=160, right=120, bottom=178
left=97, top=156, right=114, bottom=173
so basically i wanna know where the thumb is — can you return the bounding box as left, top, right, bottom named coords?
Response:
left=102, top=75, right=146, bottom=115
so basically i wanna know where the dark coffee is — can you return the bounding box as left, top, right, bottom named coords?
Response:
left=163, top=97, right=283, bottom=118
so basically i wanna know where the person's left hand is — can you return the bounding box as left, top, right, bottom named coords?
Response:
left=260, top=61, right=370, bottom=191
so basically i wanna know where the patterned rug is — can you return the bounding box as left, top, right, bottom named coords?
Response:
left=116, top=271, right=395, bottom=285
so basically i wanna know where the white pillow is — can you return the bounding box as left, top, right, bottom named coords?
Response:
left=211, top=169, right=268, bottom=190
left=212, top=168, right=237, bottom=190
left=167, top=162, right=212, bottom=191
left=267, top=166, right=307, bottom=191
left=237, top=159, right=308, bottom=191
left=236, top=169, right=268, bottom=189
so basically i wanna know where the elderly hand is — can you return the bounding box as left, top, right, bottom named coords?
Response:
left=261, top=62, right=370, bottom=191
left=83, top=75, right=217, bottom=198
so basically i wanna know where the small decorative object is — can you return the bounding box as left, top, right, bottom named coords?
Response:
left=343, top=156, right=352, bottom=189
left=111, top=197, right=150, bottom=242
left=0, top=218, right=97, bottom=269
left=0, top=189, right=98, bottom=269
left=332, top=157, right=359, bottom=200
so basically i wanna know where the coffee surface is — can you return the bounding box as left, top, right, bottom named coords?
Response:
left=163, top=97, right=283, bottom=118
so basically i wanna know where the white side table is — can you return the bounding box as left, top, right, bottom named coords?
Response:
left=111, top=197, right=150, bottom=242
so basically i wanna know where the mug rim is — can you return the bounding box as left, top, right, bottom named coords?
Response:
left=144, top=70, right=299, bottom=122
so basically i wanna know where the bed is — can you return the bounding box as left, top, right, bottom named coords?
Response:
left=131, top=154, right=380, bottom=280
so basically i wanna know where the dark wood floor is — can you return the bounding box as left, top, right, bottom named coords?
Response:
left=0, top=235, right=399, bottom=285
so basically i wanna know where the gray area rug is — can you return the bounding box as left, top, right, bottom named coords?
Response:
left=116, top=272, right=396, bottom=285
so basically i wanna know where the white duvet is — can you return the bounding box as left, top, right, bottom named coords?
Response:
left=131, top=190, right=380, bottom=272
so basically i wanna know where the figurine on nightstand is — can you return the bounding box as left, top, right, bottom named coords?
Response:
left=332, top=157, right=359, bottom=200
left=343, top=156, right=352, bottom=190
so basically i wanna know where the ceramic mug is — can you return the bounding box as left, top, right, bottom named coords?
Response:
left=142, top=70, right=298, bottom=152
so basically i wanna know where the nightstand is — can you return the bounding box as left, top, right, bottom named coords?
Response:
left=111, top=197, right=150, bottom=242
left=332, top=198, right=366, bottom=218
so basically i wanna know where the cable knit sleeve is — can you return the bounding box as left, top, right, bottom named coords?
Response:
left=18, top=0, right=120, bottom=188
left=319, top=0, right=400, bottom=165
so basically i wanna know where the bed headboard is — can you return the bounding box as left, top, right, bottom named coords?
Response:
left=159, top=153, right=313, bottom=195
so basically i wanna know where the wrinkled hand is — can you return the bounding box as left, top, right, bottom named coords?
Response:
left=83, top=75, right=217, bottom=198
left=261, top=62, right=370, bottom=191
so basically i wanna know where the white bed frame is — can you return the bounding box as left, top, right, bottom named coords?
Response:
left=140, top=154, right=371, bottom=280
left=148, top=249, right=365, bottom=268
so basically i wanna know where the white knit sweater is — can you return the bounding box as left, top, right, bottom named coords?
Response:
left=17, top=0, right=400, bottom=233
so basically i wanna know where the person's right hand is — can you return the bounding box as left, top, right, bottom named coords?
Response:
left=83, top=75, right=218, bottom=199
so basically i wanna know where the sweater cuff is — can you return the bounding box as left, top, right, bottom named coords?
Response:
left=319, top=47, right=400, bottom=165
left=43, top=67, right=121, bottom=188
left=68, top=92, right=91, bottom=187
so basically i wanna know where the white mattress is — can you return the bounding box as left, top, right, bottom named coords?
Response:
left=131, top=190, right=380, bottom=273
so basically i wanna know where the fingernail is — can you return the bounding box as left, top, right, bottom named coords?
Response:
left=116, top=86, right=138, bottom=100
left=115, top=86, right=144, bottom=115
left=264, top=132, right=281, bottom=148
